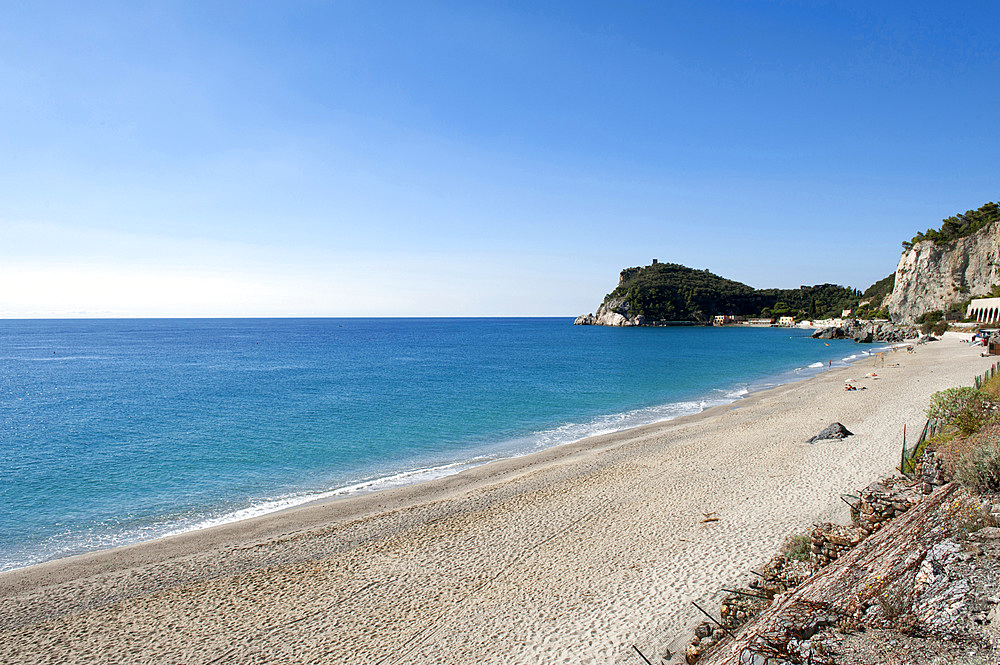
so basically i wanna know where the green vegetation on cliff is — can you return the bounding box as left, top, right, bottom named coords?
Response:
left=605, top=263, right=860, bottom=322
left=851, top=273, right=895, bottom=319
left=902, top=202, right=1000, bottom=250
left=862, top=273, right=895, bottom=305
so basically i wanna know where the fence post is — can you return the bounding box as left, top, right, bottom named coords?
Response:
left=900, top=424, right=907, bottom=475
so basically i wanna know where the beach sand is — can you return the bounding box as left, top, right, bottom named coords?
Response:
left=0, top=335, right=992, bottom=664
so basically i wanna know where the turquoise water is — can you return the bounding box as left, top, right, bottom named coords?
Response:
left=0, top=318, right=865, bottom=571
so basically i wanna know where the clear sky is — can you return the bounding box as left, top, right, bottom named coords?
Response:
left=2, top=1, right=998, bottom=317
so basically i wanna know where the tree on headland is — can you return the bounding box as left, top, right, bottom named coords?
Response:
left=902, top=202, right=1000, bottom=250
left=602, top=263, right=862, bottom=322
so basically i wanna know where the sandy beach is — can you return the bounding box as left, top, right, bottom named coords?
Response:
left=0, top=335, right=992, bottom=664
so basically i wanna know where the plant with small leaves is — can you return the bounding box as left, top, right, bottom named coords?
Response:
left=926, top=387, right=997, bottom=436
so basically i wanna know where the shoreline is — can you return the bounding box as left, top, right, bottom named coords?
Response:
left=0, top=366, right=815, bottom=585
left=2, top=338, right=880, bottom=577
left=1, top=334, right=987, bottom=663
left=0, top=334, right=872, bottom=575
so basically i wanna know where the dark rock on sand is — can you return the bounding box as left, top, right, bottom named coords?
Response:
left=807, top=422, right=853, bottom=443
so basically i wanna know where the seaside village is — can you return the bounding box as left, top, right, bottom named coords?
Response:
left=716, top=298, right=1000, bottom=334
left=652, top=298, right=1000, bottom=665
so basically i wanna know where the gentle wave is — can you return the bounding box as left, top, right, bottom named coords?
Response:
left=175, top=459, right=497, bottom=532
left=0, top=388, right=756, bottom=572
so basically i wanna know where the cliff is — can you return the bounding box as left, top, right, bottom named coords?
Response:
left=888, top=221, right=1000, bottom=324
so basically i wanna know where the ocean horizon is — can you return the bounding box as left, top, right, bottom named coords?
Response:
left=0, top=317, right=871, bottom=571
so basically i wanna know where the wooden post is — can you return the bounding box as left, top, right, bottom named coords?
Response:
left=900, top=424, right=907, bottom=475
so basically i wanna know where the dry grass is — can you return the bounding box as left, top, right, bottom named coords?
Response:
left=980, top=372, right=1000, bottom=399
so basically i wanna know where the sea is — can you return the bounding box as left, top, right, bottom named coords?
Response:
left=0, top=318, right=870, bottom=572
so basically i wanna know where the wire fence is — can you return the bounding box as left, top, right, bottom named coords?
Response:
left=901, top=360, right=1000, bottom=477
left=973, top=360, right=1000, bottom=389
left=900, top=418, right=944, bottom=477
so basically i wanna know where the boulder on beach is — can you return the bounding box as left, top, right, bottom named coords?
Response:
left=807, top=422, right=853, bottom=443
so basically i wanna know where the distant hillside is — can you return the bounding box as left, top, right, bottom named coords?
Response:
left=854, top=273, right=894, bottom=318
left=862, top=273, right=894, bottom=305
left=575, top=262, right=861, bottom=326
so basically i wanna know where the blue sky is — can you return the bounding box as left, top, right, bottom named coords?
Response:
left=2, top=1, right=998, bottom=317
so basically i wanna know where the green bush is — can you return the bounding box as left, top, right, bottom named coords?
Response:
left=926, top=387, right=997, bottom=436
left=782, top=533, right=811, bottom=562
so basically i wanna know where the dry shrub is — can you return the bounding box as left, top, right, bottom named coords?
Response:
left=932, top=431, right=977, bottom=477
left=875, top=580, right=912, bottom=621
left=956, top=421, right=1000, bottom=493
left=781, top=533, right=811, bottom=562
left=981, top=373, right=1000, bottom=399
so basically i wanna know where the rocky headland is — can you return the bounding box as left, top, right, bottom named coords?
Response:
left=811, top=320, right=918, bottom=344
left=574, top=262, right=861, bottom=327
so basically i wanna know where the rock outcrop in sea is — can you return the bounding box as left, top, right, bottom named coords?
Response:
left=888, top=220, right=1000, bottom=324
left=810, top=319, right=917, bottom=343
left=573, top=297, right=647, bottom=326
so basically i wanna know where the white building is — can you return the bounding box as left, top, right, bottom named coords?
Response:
left=967, top=298, right=1000, bottom=323
left=777, top=316, right=796, bottom=327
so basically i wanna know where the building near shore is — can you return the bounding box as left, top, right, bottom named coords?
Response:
left=777, top=316, right=795, bottom=327
left=712, top=315, right=744, bottom=326
left=967, top=298, right=1000, bottom=324
left=809, top=318, right=846, bottom=329
left=744, top=318, right=775, bottom=327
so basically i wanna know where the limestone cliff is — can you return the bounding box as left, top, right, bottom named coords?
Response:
left=888, top=222, right=1000, bottom=323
